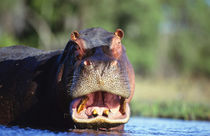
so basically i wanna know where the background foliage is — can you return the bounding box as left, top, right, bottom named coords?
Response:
left=0, top=0, right=210, bottom=120
left=1, top=0, right=210, bottom=77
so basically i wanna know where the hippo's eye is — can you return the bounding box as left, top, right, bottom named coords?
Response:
left=74, top=45, right=85, bottom=60
left=85, top=48, right=95, bottom=57
left=102, top=46, right=112, bottom=56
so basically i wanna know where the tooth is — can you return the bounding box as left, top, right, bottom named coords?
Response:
left=103, top=109, right=109, bottom=117
left=92, top=109, right=98, bottom=116
left=120, top=98, right=126, bottom=114
left=77, top=97, right=88, bottom=113
left=122, top=100, right=127, bottom=114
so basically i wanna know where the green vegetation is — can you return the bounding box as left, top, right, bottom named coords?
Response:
left=1, top=0, right=210, bottom=77
left=131, top=77, right=210, bottom=120
left=131, top=100, right=210, bottom=120
left=0, top=0, right=210, bottom=120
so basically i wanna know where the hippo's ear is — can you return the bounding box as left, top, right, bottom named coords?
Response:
left=70, top=30, right=86, bottom=60
left=110, top=29, right=124, bottom=58
left=71, top=31, right=80, bottom=41
left=114, top=29, right=124, bottom=39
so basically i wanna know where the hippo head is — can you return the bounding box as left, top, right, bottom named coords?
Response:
left=56, top=28, right=135, bottom=130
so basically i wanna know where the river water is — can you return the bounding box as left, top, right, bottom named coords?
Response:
left=0, top=117, right=210, bottom=136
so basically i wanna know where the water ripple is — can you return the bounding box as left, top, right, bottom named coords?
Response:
left=0, top=117, right=210, bottom=136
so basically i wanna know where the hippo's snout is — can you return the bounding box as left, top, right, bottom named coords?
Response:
left=70, top=57, right=131, bottom=99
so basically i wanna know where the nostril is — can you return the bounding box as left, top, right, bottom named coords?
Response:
left=111, top=60, right=118, bottom=66
left=84, top=60, right=91, bottom=66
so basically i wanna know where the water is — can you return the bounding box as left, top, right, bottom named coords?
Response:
left=0, top=117, right=210, bottom=136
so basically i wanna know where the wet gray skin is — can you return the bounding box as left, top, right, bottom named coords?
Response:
left=63, top=28, right=131, bottom=99
left=0, top=28, right=132, bottom=130
left=59, top=28, right=132, bottom=129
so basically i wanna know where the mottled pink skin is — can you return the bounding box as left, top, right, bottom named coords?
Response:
left=104, top=92, right=121, bottom=108
left=71, top=98, right=82, bottom=109
left=86, top=92, right=120, bottom=108
left=71, top=92, right=121, bottom=110
left=70, top=92, right=123, bottom=119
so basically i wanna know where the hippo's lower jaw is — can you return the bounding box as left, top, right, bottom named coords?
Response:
left=69, top=91, right=130, bottom=129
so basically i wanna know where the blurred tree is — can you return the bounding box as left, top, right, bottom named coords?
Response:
left=0, top=0, right=210, bottom=77
left=161, top=0, right=210, bottom=76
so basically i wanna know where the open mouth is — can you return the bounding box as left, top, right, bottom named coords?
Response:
left=70, top=91, right=130, bottom=129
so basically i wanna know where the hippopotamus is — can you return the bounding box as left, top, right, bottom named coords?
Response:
left=0, top=28, right=135, bottom=130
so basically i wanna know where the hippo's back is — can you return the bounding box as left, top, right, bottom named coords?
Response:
left=0, top=45, right=59, bottom=61
left=0, top=45, right=62, bottom=125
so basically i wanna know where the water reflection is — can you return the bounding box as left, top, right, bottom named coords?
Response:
left=69, top=129, right=129, bottom=136
left=0, top=117, right=210, bottom=136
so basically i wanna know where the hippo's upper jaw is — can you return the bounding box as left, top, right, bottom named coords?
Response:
left=57, top=28, right=135, bottom=130
left=70, top=91, right=130, bottom=129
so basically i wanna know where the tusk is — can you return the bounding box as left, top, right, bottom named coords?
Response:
left=77, top=97, right=88, bottom=113
left=120, top=98, right=126, bottom=114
